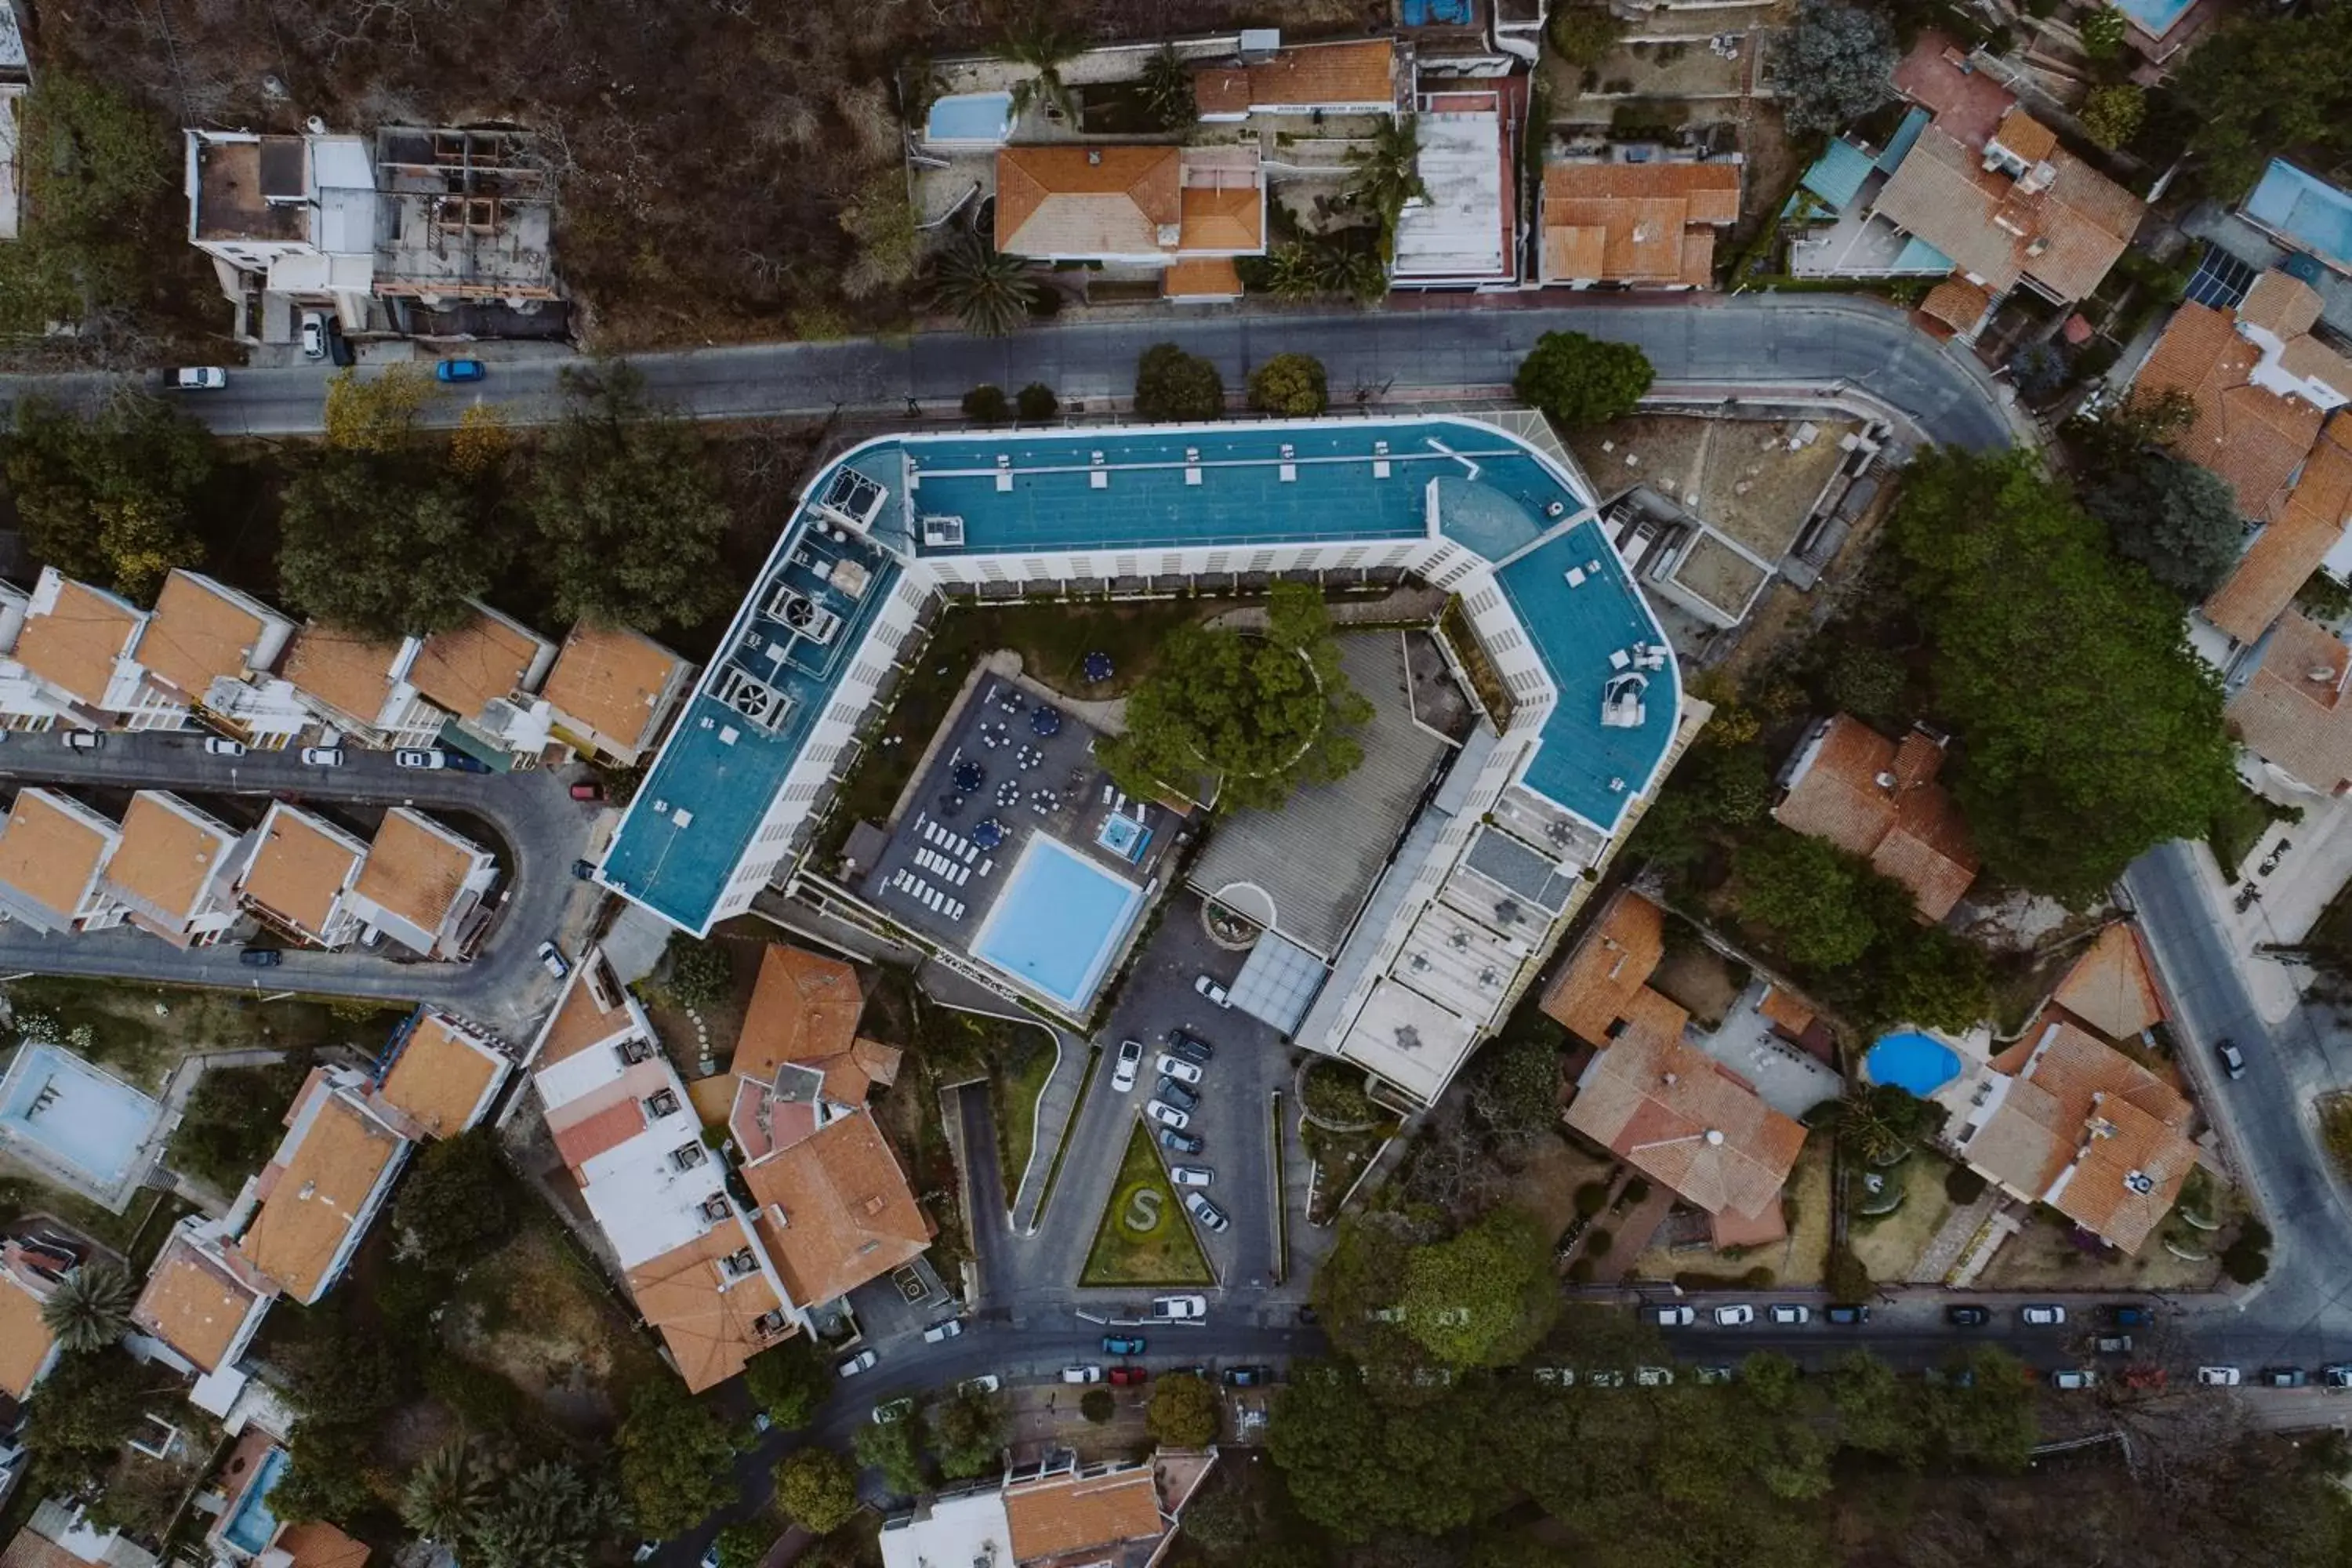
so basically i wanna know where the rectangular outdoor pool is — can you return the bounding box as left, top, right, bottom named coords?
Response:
left=0, top=1043, right=165, bottom=1196
left=2111, top=0, right=2194, bottom=38
left=967, top=834, right=1145, bottom=1012
left=222, top=1446, right=290, bottom=1555
left=924, top=92, right=1014, bottom=146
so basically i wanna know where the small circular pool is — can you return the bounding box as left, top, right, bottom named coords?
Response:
left=1864, top=1032, right=1963, bottom=1096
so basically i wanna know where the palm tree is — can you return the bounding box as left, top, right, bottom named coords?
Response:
left=1824, top=1085, right=1920, bottom=1166
left=931, top=236, right=1041, bottom=337
left=40, top=1262, right=132, bottom=1354
left=400, top=1439, right=491, bottom=1544
left=996, top=17, right=1084, bottom=122
left=1345, top=116, right=1428, bottom=260
left=1262, top=241, right=1326, bottom=303
left=1139, top=45, right=1196, bottom=130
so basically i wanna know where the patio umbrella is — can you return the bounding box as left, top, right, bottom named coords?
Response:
left=972, top=819, right=1005, bottom=850
left=953, top=760, right=985, bottom=793
left=1083, top=651, right=1113, bottom=684
left=1031, top=705, right=1063, bottom=737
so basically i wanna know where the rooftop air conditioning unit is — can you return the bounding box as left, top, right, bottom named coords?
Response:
left=713, top=667, right=793, bottom=732
left=700, top=1194, right=732, bottom=1222
left=670, top=1143, right=708, bottom=1172
left=922, top=515, right=967, bottom=548
left=619, top=1037, right=653, bottom=1065
left=648, top=1089, right=681, bottom=1118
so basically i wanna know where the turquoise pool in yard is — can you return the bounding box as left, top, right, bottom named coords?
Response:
left=1864, top=1032, right=1963, bottom=1096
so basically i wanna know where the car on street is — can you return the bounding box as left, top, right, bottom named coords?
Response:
left=569, top=782, right=604, bottom=802
left=1158, top=1126, right=1203, bottom=1155
left=2107, top=1305, right=2152, bottom=1327
left=2325, top=1365, right=2352, bottom=1390
left=837, top=1349, right=877, bottom=1377
left=394, top=748, right=445, bottom=769
left=2019, top=1305, right=2067, bottom=1327
left=1194, top=975, right=1230, bottom=1007
left=300, top=746, right=344, bottom=767
left=1154, top=1295, right=1207, bottom=1320
left=1171, top=1166, right=1211, bottom=1187
left=1183, top=1192, right=1229, bottom=1233
left=2050, top=1369, right=2098, bottom=1391
left=1946, top=1305, right=1991, bottom=1327
left=435, top=358, right=487, bottom=383
left=1585, top=1370, right=1626, bottom=1388
left=1826, top=1305, right=1870, bottom=1326
left=2197, top=1366, right=2242, bottom=1386
left=872, top=1397, right=914, bottom=1424
left=1146, top=1101, right=1192, bottom=1131
left=537, top=941, right=570, bottom=979
left=699, top=1548, right=720, bottom=1568
left=1156, top=1078, right=1200, bottom=1112
left=1712, top=1305, right=1754, bottom=1327
left=1165, top=1030, right=1214, bottom=1065
left=442, top=751, right=494, bottom=774
left=60, top=731, right=101, bottom=750
left=2095, top=1334, right=2133, bottom=1356
left=1635, top=1366, right=1674, bottom=1387
left=1109, top=1366, right=1148, bottom=1386
left=923, top=1319, right=963, bottom=1343
left=2263, top=1367, right=2308, bottom=1388
left=1103, top=1335, right=1147, bottom=1356
left=1223, top=1366, right=1270, bottom=1387
left=1157, top=1054, right=1203, bottom=1084
left=2215, top=1038, right=2247, bottom=1080
left=239, top=948, right=282, bottom=967
left=203, top=736, right=247, bottom=757
left=1112, top=1038, right=1144, bottom=1092
left=1769, top=1304, right=1809, bottom=1325
left=1650, top=1305, right=1695, bottom=1327
left=751, top=1412, right=772, bottom=1436
left=300, top=310, right=328, bottom=359
left=1534, top=1367, right=1574, bottom=1387
left=173, top=367, right=227, bottom=390
left=958, top=1375, right=1001, bottom=1396
left=1062, top=1366, right=1102, bottom=1385
left=572, top=858, right=597, bottom=880
left=1696, top=1365, right=1735, bottom=1385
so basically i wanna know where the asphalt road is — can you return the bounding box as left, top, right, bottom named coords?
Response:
left=0, top=734, right=604, bottom=1035
left=0, top=294, right=2016, bottom=451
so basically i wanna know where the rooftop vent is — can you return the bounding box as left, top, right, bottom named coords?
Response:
left=699, top=1194, right=732, bottom=1222
left=1874, top=771, right=1898, bottom=789
left=2124, top=1169, right=2156, bottom=1196
left=922, top=514, right=967, bottom=549
left=723, top=1247, right=757, bottom=1277
left=670, top=1143, right=708, bottom=1172
left=648, top=1088, right=681, bottom=1118
left=1087, top=149, right=1103, bottom=165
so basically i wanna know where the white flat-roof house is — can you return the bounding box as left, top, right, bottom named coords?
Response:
left=183, top=127, right=377, bottom=340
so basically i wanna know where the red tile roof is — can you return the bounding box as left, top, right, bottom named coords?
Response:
left=1773, top=715, right=1978, bottom=919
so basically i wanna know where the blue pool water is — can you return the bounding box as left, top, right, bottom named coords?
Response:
left=968, top=835, right=1145, bottom=1011
left=222, top=1447, right=289, bottom=1555
left=1865, top=1033, right=1963, bottom=1096
left=2111, top=0, right=2194, bottom=38
left=925, top=92, right=1013, bottom=146
left=2245, top=160, right=2352, bottom=274
left=1401, top=0, right=1472, bottom=23
left=0, top=1044, right=165, bottom=1190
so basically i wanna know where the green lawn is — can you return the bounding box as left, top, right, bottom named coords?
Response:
left=993, top=1025, right=1059, bottom=1200
left=1080, top=1118, right=1214, bottom=1287
left=2208, top=786, right=2296, bottom=883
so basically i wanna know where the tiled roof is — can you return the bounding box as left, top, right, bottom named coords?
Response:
left=102, top=792, right=234, bottom=927
left=1990, top=107, right=2056, bottom=163
left=14, top=576, right=141, bottom=706
left=736, top=945, right=873, bottom=1100
left=1758, top=985, right=1816, bottom=1036
left=534, top=961, right=636, bottom=1070
left=2140, top=303, right=2321, bottom=525
left=408, top=607, right=544, bottom=721
left=551, top=1095, right=647, bottom=1169
left=0, top=1265, right=54, bottom=1402
left=282, top=623, right=405, bottom=727
left=1892, top=33, right=2016, bottom=146
left=541, top=624, right=689, bottom=758
left=2241, top=269, right=2325, bottom=339
left=2203, top=411, right=2352, bottom=642
left=0, top=789, right=114, bottom=927
left=132, top=1234, right=264, bottom=1374
left=1920, top=276, right=1991, bottom=331
left=2054, top=1088, right=2194, bottom=1253
left=140, top=571, right=270, bottom=698
left=1539, top=162, right=1740, bottom=286
left=351, top=808, right=480, bottom=938
left=238, top=804, right=365, bottom=943
left=0, top=1531, right=85, bottom=1568
left=1773, top=715, right=1977, bottom=920
left=623, top=1221, right=785, bottom=1392
left=276, top=1521, right=371, bottom=1568
left=1176, top=180, right=1262, bottom=252
left=1871, top=125, right=2137, bottom=301
left=2050, top=922, right=2165, bottom=1040
left=231, top=1076, right=407, bottom=1301
left=2226, top=608, right=2352, bottom=792
left=376, top=1012, right=506, bottom=1138
left=1565, top=1023, right=1806, bottom=1220
left=1161, top=256, right=1243, bottom=298
left=743, top=1112, right=931, bottom=1310
left=1538, top=888, right=1665, bottom=1047
left=997, top=147, right=1181, bottom=258
left=1004, top=1467, right=1165, bottom=1563
left=1190, top=38, right=1397, bottom=116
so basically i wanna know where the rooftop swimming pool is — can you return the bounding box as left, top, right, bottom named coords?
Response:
left=221, top=1446, right=289, bottom=1556
left=924, top=92, right=1013, bottom=146
left=0, top=1044, right=165, bottom=1198
left=967, top=834, right=1145, bottom=1011
left=1864, top=1032, right=1963, bottom=1097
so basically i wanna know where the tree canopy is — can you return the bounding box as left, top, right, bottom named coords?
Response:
left=1772, top=0, right=1897, bottom=136
left=391, top=1130, right=519, bottom=1269
left=1248, top=354, right=1330, bottom=416
left=3, top=393, right=215, bottom=602
left=776, top=1447, right=862, bottom=1534
left=1886, top=448, right=2238, bottom=903
left=1733, top=829, right=1898, bottom=970
left=1396, top=1206, right=1558, bottom=1367
left=1134, top=343, right=1227, bottom=421
left=617, top=1378, right=739, bottom=1537
left=2084, top=452, right=2244, bottom=600
left=853, top=1410, right=930, bottom=1495
left=931, top=1385, right=1006, bottom=1479
left=1148, top=1371, right=1224, bottom=1448
left=1514, top=332, right=1654, bottom=428
left=278, top=450, right=512, bottom=637
left=1098, top=583, right=1373, bottom=811
left=2172, top=6, right=2352, bottom=198
left=744, top=1335, right=833, bottom=1430
left=0, top=75, right=172, bottom=333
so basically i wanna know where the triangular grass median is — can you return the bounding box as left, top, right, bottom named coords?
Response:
left=1080, top=1116, right=1214, bottom=1287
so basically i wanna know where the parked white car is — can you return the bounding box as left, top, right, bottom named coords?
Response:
left=394, top=748, right=445, bottom=769
left=923, top=1319, right=964, bottom=1343
left=1157, top=1054, right=1203, bottom=1085
left=958, top=1374, right=1002, bottom=1396
left=1145, top=1101, right=1192, bottom=1131
left=2049, top=1369, right=2098, bottom=1390
left=2196, top=1366, right=2242, bottom=1386
left=1171, top=1166, right=1212, bottom=1187
left=2020, top=1305, right=2067, bottom=1327
left=1183, top=1191, right=1229, bottom=1233
left=202, top=736, right=246, bottom=757
left=299, top=746, right=345, bottom=767
left=1635, top=1366, right=1675, bottom=1387
left=1152, top=1294, right=1207, bottom=1320
left=1712, top=1305, right=1755, bottom=1327
left=1650, top=1305, right=1694, bottom=1327
left=1769, top=1304, right=1809, bottom=1325
left=837, top=1349, right=878, bottom=1378
left=1112, top=1038, right=1144, bottom=1093
left=1062, top=1365, right=1103, bottom=1385
left=173, top=367, right=227, bottom=390
left=1194, top=975, right=1230, bottom=1007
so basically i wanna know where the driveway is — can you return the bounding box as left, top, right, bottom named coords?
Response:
left=0, top=734, right=604, bottom=1037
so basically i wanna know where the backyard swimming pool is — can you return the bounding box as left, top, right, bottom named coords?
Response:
left=1864, top=1032, right=1963, bottom=1096
left=2111, top=0, right=2194, bottom=38
left=221, top=1446, right=289, bottom=1555
left=924, top=93, right=1014, bottom=146
left=968, top=834, right=1145, bottom=1011
left=0, top=1043, right=166, bottom=1197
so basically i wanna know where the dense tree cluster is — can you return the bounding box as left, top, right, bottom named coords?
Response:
left=2172, top=6, right=2352, bottom=198
left=2, top=393, right=214, bottom=602
left=1772, top=0, right=1897, bottom=136
left=1514, top=332, right=1654, bottom=428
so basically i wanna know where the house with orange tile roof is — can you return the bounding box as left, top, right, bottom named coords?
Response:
left=525, top=952, right=796, bottom=1391
left=540, top=622, right=695, bottom=768
left=138, top=570, right=301, bottom=744
left=226, top=1065, right=412, bottom=1305
left=1538, top=887, right=1668, bottom=1049
left=406, top=601, right=560, bottom=762
left=995, top=144, right=1265, bottom=301
left=270, top=1523, right=371, bottom=1568
left=234, top=802, right=368, bottom=948
left=1772, top=714, right=1978, bottom=921
left=1538, top=160, right=1741, bottom=289
left=2224, top=608, right=2352, bottom=795
left=1951, top=1016, right=2195, bottom=1253
left=742, top=1112, right=932, bottom=1312
left=882, top=1452, right=1214, bottom=1568
left=373, top=1009, right=510, bottom=1138
left=339, top=808, right=499, bottom=960
left=0, top=788, right=126, bottom=935
left=279, top=622, right=449, bottom=750
left=2192, top=404, right=2352, bottom=649
left=0, top=1242, right=64, bottom=1406
left=2048, top=922, right=2165, bottom=1043
left=1191, top=38, right=1401, bottom=121
left=0, top=570, right=187, bottom=732
left=98, top=791, right=252, bottom=947
left=129, top=1215, right=274, bottom=1415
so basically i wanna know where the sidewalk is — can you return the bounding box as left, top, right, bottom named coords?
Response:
left=1011, top=1032, right=1093, bottom=1232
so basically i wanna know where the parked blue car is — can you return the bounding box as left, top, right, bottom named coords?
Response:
left=1102, top=1335, right=1146, bottom=1356
left=434, top=358, right=487, bottom=383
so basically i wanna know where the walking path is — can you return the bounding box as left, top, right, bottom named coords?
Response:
left=1909, top=1185, right=2005, bottom=1285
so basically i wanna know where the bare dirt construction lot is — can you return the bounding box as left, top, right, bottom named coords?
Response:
left=445, top=1221, right=668, bottom=1432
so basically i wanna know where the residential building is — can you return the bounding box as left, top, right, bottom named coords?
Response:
left=3, top=571, right=184, bottom=731
left=881, top=1453, right=1216, bottom=1568
left=1538, top=161, right=1740, bottom=289
left=2047, top=922, right=2165, bottom=1044
left=1772, top=714, right=1978, bottom=920
left=0, top=789, right=125, bottom=934
left=2210, top=410, right=2352, bottom=647
left=1951, top=1016, right=2195, bottom=1254
left=182, top=127, right=376, bottom=342
left=96, top=791, right=252, bottom=947
left=525, top=953, right=794, bottom=1392
left=226, top=1066, right=412, bottom=1305
left=138, top=570, right=299, bottom=736
left=1539, top=887, right=1669, bottom=1050
left=1390, top=88, right=1518, bottom=289
left=340, top=808, right=499, bottom=960
left=129, top=1218, right=274, bottom=1416
left=995, top=144, right=1265, bottom=302
left=1190, top=38, right=1401, bottom=121
left=234, top=803, right=368, bottom=949
left=539, top=623, right=695, bottom=768
left=372, top=1010, right=509, bottom=1138
left=2226, top=610, right=2352, bottom=795
left=2, top=1498, right=162, bottom=1568
left=372, top=126, right=558, bottom=307
left=268, top=1523, right=371, bottom=1568
left=279, top=623, right=449, bottom=750
left=0, top=1243, right=62, bottom=1406
left=405, top=603, right=560, bottom=763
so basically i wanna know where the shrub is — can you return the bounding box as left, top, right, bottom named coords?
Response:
left=1573, top=1181, right=1610, bottom=1218
left=1742, top=1265, right=1777, bottom=1288
left=1944, top=1165, right=1989, bottom=1204
left=664, top=933, right=732, bottom=1010
left=962, top=384, right=1011, bottom=423
left=1080, top=1388, right=1116, bottom=1423
left=1016, top=383, right=1058, bottom=421
left=1548, top=4, right=1624, bottom=66
left=1583, top=1229, right=1613, bottom=1258
left=1621, top=1176, right=1652, bottom=1205
left=1133, top=343, right=1225, bottom=421
left=1826, top=1243, right=1871, bottom=1301
left=1247, top=353, right=1330, bottom=416
left=2220, top=1233, right=2270, bottom=1284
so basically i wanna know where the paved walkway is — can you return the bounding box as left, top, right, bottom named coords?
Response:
left=1011, top=1033, right=1094, bottom=1233
left=1908, top=1185, right=2004, bottom=1285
